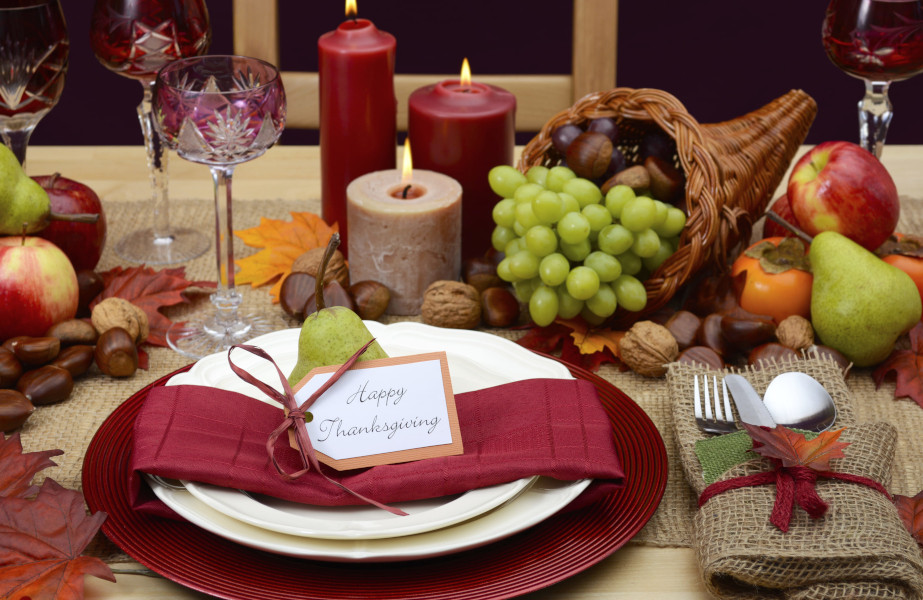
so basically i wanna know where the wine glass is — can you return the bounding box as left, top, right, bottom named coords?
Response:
left=153, top=55, right=286, bottom=358
left=822, top=0, right=923, bottom=157
left=90, top=0, right=211, bottom=264
left=0, top=0, right=68, bottom=168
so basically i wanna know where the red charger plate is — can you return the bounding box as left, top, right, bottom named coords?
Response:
left=83, top=355, right=667, bottom=600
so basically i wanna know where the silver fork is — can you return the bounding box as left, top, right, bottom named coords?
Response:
left=693, top=374, right=737, bottom=434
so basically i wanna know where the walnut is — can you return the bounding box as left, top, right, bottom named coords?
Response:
left=291, top=247, right=349, bottom=288
left=617, top=320, right=678, bottom=377
left=420, top=281, right=481, bottom=329
left=775, top=315, right=814, bottom=351
left=91, top=298, right=148, bottom=344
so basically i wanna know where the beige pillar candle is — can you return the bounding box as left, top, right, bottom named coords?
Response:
left=346, top=169, right=462, bottom=315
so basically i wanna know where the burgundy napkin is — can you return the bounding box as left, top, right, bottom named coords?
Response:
left=130, top=378, right=624, bottom=515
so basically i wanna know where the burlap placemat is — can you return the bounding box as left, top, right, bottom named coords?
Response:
left=15, top=197, right=923, bottom=566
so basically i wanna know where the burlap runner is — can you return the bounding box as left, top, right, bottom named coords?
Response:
left=15, top=196, right=923, bottom=567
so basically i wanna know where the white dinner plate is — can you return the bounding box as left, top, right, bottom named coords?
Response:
left=163, top=322, right=579, bottom=541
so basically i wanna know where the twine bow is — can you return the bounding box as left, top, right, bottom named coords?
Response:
left=698, top=458, right=890, bottom=532
left=227, top=340, right=407, bottom=516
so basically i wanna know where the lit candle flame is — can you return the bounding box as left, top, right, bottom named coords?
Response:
left=401, top=138, right=413, bottom=184
left=460, top=58, right=471, bottom=87
left=345, top=0, right=357, bottom=18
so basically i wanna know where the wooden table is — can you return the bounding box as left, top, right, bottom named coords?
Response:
left=23, top=144, right=922, bottom=600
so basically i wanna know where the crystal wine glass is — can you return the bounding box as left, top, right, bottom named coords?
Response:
left=823, top=0, right=923, bottom=157
left=89, top=0, right=211, bottom=264
left=153, top=55, right=286, bottom=358
left=0, top=0, right=68, bottom=168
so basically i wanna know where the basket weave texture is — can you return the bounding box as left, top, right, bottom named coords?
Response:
left=519, top=88, right=817, bottom=328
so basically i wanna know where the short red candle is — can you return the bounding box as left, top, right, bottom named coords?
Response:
left=318, top=17, right=396, bottom=255
left=408, top=78, right=515, bottom=261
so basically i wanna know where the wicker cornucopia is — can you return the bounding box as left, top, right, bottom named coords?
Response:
left=519, top=87, right=817, bottom=328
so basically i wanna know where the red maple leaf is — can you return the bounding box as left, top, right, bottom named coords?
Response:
left=92, top=265, right=216, bottom=347
left=873, top=320, right=923, bottom=408
left=743, top=423, right=850, bottom=471
left=516, top=319, right=620, bottom=372
left=0, top=433, right=62, bottom=499
left=0, top=479, right=114, bottom=600
left=894, top=491, right=923, bottom=546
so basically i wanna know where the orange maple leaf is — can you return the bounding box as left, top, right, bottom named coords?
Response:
left=743, top=423, right=850, bottom=472
left=234, top=212, right=338, bottom=303
left=873, top=320, right=923, bottom=408
left=559, top=318, right=625, bottom=356
left=894, top=491, right=923, bottom=546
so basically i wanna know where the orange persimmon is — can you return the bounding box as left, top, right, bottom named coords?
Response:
left=731, top=237, right=813, bottom=324
left=879, top=233, right=923, bottom=303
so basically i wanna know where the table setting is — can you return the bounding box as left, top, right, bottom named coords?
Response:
left=4, top=1, right=923, bottom=600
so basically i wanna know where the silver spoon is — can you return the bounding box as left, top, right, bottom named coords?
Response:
left=762, top=372, right=837, bottom=433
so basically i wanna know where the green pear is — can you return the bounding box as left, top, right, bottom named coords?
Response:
left=288, top=233, right=388, bottom=387
left=0, top=144, right=97, bottom=234
left=810, top=231, right=922, bottom=367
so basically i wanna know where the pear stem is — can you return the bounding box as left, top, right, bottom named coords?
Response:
left=763, top=211, right=814, bottom=245
left=316, top=233, right=340, bottom=311
left=49, top=212, right=99, bottom=224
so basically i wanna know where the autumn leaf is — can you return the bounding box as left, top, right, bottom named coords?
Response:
left=0, top=433, right=62, bottom=499
left=895, top=491, right=923, bottom=546
left=234, top=212, right=338, bottom=303
left=873, top=320, right=923, bottom=408
left=92, top=266, right=216, bottom=347
left=516, top=319, right=620, bottom=372
left=744, top=423, right=850, bottom=472
left=561, top=318, right=625, bottom=356
left=0, top=479, right=114, bottom=600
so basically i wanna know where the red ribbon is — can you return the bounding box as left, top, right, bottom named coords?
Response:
left=698, top=460, right=891, bottom=532
left=227, top=340, right=408, bottom=516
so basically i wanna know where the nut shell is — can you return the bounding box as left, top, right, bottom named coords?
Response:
left=349, top=280, right=391, bottom=321
left=480, top=287, right=520, bottom=328
left=16, top=365, right=73, bottom=406
left=46, top=319, right=99, bottom=346
left=291, top=247, right=350, bottom=289
left=94, top=327, right=138, bottom=377
left=421, top=281, right=481, bottom=329
left=0, top=389, right=34, bottom=432
left=775, top=315, right=814, bottom=351
left=565, top=131, right=613, bottom=179
left=0, top=348, right=23, bottom=388
left=618, top=320, right=679, bottom=377
left=12, top=336, right=60, bottom=367
left=92, top=297, right=149, bottom=344
left=51, top=345, right=96, bottom=378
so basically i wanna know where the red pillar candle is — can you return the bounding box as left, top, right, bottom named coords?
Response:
left=408, top=60, right=515, bottom=261
left=318, top=2, right=396, bottom=254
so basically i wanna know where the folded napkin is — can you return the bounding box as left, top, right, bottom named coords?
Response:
left=667, top=358, right=923, bottom=599
left=130, top=377, right=624, bottom=515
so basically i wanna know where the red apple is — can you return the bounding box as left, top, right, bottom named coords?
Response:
left=787, top=141, right=899, bottom=251
left=0, top=237, right=78, bottom=340
left=33, top=173, right=106, bottom=271
left=762, top=193, right=798, bottom=238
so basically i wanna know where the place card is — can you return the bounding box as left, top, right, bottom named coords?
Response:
left=291, top=352, right=462, bottom=470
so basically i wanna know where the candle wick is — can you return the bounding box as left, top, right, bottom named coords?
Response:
left=401, top=184, right=412, bottom=199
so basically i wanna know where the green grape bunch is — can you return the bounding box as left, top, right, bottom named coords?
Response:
left=488, top=165, right=687, bottom=328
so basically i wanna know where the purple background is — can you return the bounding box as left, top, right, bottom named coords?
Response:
left=32, top=1, right=923, bottom=148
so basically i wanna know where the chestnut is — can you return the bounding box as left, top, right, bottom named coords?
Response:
left=0, top=348, right=23, bottom=389
left=95, top=327, right=138, bottom=377
left=12, top=336, right=61, bottom=367
left=565, top=131, right=613, bottom=179
left=463, top=256, right=502, bottom=293
left=0, top=389, right=34, bottom=432
left=748, top=343, right=799, bottom=370
left=480, top=287, right=520, bottom=328
left=349, top=280, right=390, bottom=320
left=16, top=364, right=73, bottom=406
left=664, top=310, right=701, bottom=351
left=677, top=346, right=725, bottom=370
left=279, top=272, right=316, bottom=321
left=52, top=345, right=96, bottom=378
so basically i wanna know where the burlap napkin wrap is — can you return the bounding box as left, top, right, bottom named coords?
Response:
left=667, top=357, right=923, bottom=599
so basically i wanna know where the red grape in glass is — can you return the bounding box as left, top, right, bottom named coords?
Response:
left=153, top=55, right=286, bottom=358
left=0, top=0, right=68, bottom=168
left=89, top=0, right=211, bottom=264
left=823, top=0, right=923, bottom=157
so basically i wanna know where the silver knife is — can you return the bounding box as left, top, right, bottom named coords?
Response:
left=723, top=374, right=777, bottom=428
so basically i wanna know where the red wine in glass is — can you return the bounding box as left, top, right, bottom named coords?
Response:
left=823, top=0, right=923, bottom=156
left=0, top=0, right=68, bottom=166
left=89, top=0, right=211, bottom=264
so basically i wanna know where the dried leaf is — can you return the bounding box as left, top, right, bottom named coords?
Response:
left=0, top=433, right=62, bottom=499
left=516, top=319, right=619, bottom=372
left=92, top=266, right=216, bottom=347
left=894, top=491, right=923, bottom=546
left=562, top=318, right=625, bottom=356
left=744, top=423, right=850, bottom=472
left=0, top=479, right=114, bottom=600
left=873, top=321, right=923, bottom=407
left=234, top=212, right=338, bottom=303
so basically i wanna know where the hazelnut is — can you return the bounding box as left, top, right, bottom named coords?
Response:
left=618, top=320, right=679, bottom=377
left=291, top=246, right=349, bottom=289
left=565, top=131, right=613, bottom=179
left=45, top=319, right=99, bottom=346
left=349, top=281, right=391, bottom=321
left=421, top=281, right=481, bottom=329
left=16, top=365, right=73, bottom=406
left=91, top=297, right=149, bottom=344
left=0, top=389, right=34, bottom=432
left=94, top=327, right=138, bottom=377
left=480, top=287, right=520, bottom=328
left=775, top=315, right=814, bottom=351
left=601, top=165, right=650, bottom=195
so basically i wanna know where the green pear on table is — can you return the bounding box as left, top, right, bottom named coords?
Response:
left=809, top=231, right=922, bottom=367
left=287, top=233, right=387, bottom=387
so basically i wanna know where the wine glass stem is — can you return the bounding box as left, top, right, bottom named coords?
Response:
left=858, top=80, right=893, bottom=159
left=209, top=165, right=243, bottom=330
left=0, top=121, right=39, bottom=170
left=138, top=82, right=172, bottom=241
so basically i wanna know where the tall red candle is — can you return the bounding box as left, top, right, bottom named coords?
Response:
left=318, top=4, right=396, bottom=254
left=408, top=61, right=515, bottom=261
